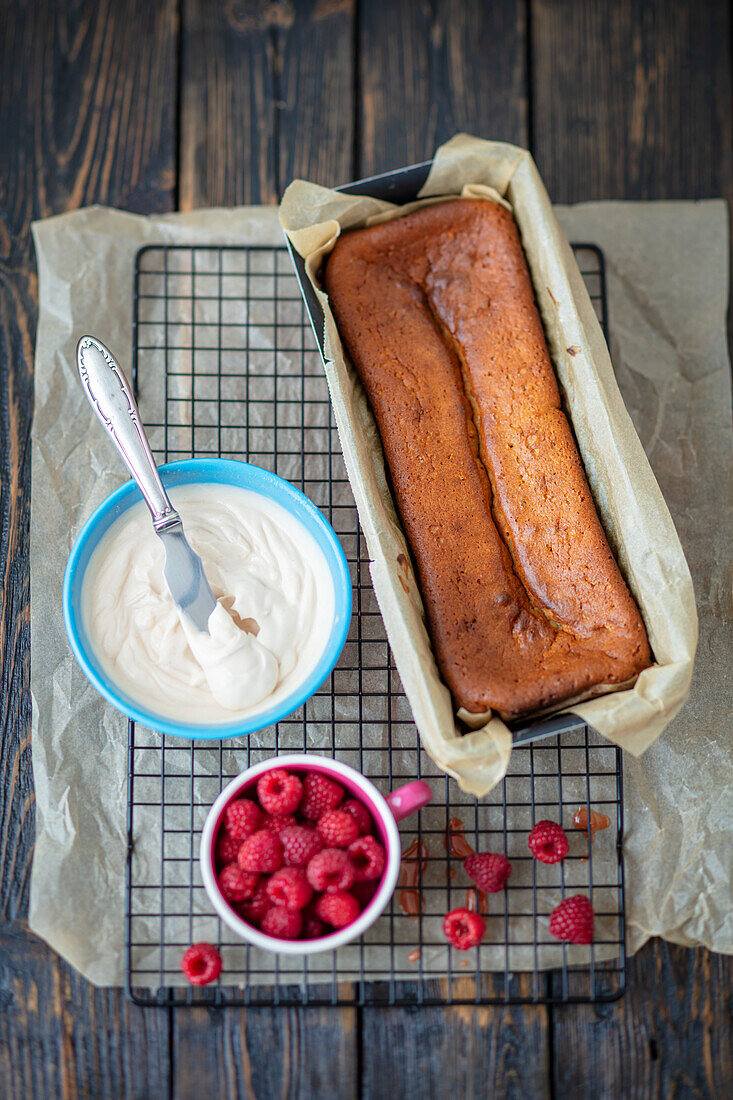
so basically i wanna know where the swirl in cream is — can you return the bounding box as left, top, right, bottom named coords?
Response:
left=81, top=483, right=335, bottom=723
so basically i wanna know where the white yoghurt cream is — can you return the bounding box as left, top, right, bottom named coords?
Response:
left=82, top=483, right=336, bottom=724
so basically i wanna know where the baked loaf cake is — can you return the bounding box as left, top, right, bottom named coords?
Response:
left=324, top=198, right=652, bottom=721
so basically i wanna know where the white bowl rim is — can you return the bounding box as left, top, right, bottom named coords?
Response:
left=199, top=754, right=402, bottom=955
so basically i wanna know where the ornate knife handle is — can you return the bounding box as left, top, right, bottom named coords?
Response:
left=76, top=336, right=179, bottom=531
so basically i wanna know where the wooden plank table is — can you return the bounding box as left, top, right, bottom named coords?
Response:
left=1, top=1, right=731, bottom=1095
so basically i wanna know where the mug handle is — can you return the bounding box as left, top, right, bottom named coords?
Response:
left=385, top=780, right=433, bottom=823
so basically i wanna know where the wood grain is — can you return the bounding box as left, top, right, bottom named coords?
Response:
left=358, top=0, right=527, bottom=177
left=361, top=1002, right=550, bottom=1100
left=172, top=1006, right=358, bottom=1099
left=0, top=923, right=170, bottom=1100
left=277, top=0, right=357, bottom=190
left=531, top=0, right=733, bottom=202
left=0, top=1, right=176, bottom=1095
left=552, top=941, right=733, bottom=1098
left=180, top=0, right=355, bottom=209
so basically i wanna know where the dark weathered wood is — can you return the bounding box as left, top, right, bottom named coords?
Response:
left=277, top=0, right=357, bottom=191
left=180, top=0, right=277, bottom=207
left=358, top=0, right=527, bottom=178
left=552, top=940, right=733, bottom=1098
left=0, top=1, right=176, bottom=1095
left=0, top=923, right=171, bottom=1100
left=180, top=0, right=355, bottom=208
left=172, top=1006, right=358, bottom=1099
left=362, top=1001, right=550, bottom=1100
left=531, top=0, right=733, bottom=202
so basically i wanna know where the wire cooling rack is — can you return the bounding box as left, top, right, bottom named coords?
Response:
left=126, top=242, right=626, bottom=1007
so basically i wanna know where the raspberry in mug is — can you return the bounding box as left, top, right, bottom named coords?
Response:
left=200, top=754, right=433, bottom=955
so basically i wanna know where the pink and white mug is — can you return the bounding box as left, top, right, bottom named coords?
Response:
left=200, top=753, right=433, bottom=955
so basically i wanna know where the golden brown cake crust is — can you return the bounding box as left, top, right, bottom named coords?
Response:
left=324, top=198, right=652, bottom=720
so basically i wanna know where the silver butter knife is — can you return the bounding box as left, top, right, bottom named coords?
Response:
left=77, top=335, right=218, bottom=633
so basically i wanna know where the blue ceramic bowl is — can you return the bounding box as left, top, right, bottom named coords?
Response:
left=63, top=458, right=352, bottom=740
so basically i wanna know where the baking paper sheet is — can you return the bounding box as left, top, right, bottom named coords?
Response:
left=558, top=201, right=733, bottom=954
left=280, top=135, right=698, bottom=798
left=29, top=193, right=731, bottom=985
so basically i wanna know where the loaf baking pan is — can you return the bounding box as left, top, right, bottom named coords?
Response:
left=281, top=137, right=696, bottom=793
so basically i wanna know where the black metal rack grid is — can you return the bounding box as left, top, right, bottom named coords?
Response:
left=126, top=242, right=626, bottom=1008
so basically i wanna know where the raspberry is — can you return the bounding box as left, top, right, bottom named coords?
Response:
left=464, top=852, right=512, bottom=893
left=528, top=820, right=570, bottom=864
left=266, top=867, right=313, bottom=911
left=342, top=798, right=373, bottom=836
left=303, top=913, right=328, bottom=939
left=260, top=813, right=298, bottom=837
left=261, top=906, right=303, bottom=940
left=218, top=863, right=259, bottom=903
left=236, top=880, right=271, bottom=927
left=300, top=772, right=344, bottom=821
left=352, top=879, right=379, bottom=907
left=215, top=830, right=242, bottom=866
left=280, top=824, right=324, bottom=868
left=347, top=836, right=386, bottom=882
left=224, top=798, right=263, bottom=841
left=237, top=829, right=283, bottom=874
left=317, top=809, right=360, bottom=849
left=180, top=943, right=222, bottom=986
left=315, top=891, right=361, bottom=929
left=443, top=908, right=486, bottom=950
left=306, top=848, right=356, bottom=893
left=549, top=895, right=595, bottom=945
left=257, top=768, right=303, bottom=815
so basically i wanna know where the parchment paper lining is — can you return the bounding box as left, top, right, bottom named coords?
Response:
left=29, top=192, right=731, bottom=986
left=280, top=135, right=698, bottom=799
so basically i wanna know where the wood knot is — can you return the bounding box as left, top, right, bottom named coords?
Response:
left=226, top=0, right=295, bottom=31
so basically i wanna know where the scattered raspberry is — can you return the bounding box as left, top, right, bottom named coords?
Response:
left=464, top=852, right=512, bottom=893
left=215, top=830, right=242, bottom=866
left=528, top=820, right=570, bottom=864
left=257, top=768, right=303, bottom=815
left=315, top=891, right=361, bottom=929
left=224, top=798, right=263, bottom=841
left=300, top=772, right=344, bottom=821
left=266, top=867, right=313, bottom=911
left=237, top=829, right=283, bottom=874
left=180, top=943, right=222, bottom=986
left=317, top=809, right=360, bottom=849
left=443, top=908, right=486, bottom=950
left=280, top=824, right=324, bottom=868
left=342, top=798, right=373, bottom=836
left=261, top=905, right=303, bottom=940
left=347, top=835, right=386, bottom=882
left=236, top=880, right=271, bottom=927
left=260, top=813, right=298, bottom=837
left=303, top=913, right=328, bottom=939
left=218, top=862, right=259, bottom=904
left=549, top=895, right=595, bottom=944
left=306, top=848, right=356, bottom=893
